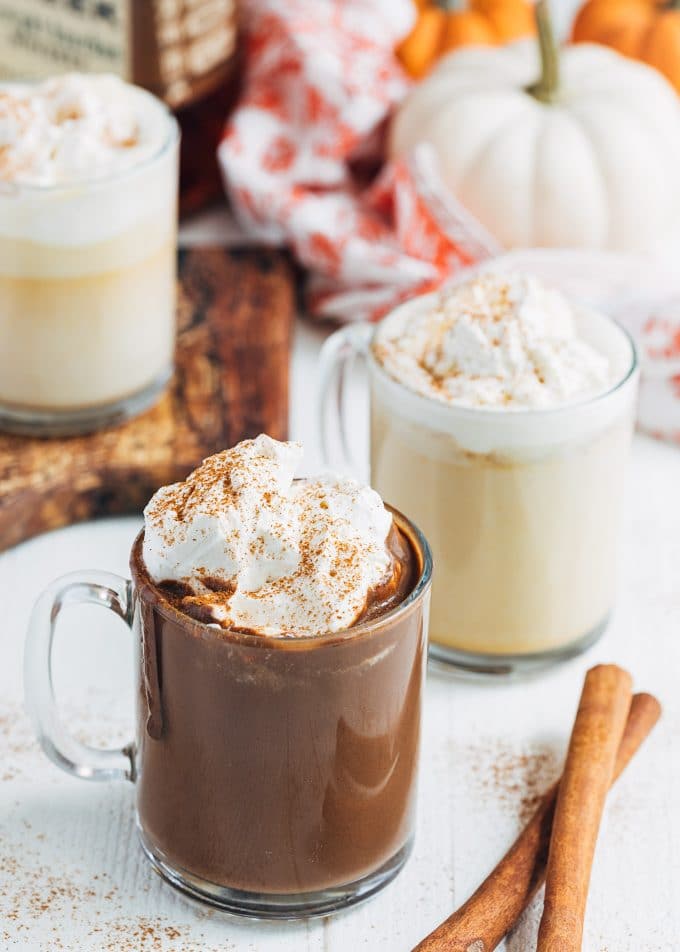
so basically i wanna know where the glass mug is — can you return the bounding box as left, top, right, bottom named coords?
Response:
left=0, top=86, right=179, bottom=437
left=319, top=293, right=639, bottom=678
left=24, top=512, right=432, bottom=919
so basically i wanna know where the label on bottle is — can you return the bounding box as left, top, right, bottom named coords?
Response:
left=0, top=1, right=236, bottom=109
left=141, top=0, right=237, bottom=109
left=0, top=1, right=131, bottom=79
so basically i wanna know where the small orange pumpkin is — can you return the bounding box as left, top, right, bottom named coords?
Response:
left=397, top=0, right=536, bottom=78
left=572, top=0, right=680, bottom=92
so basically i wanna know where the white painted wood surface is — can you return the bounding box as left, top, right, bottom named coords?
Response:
left=1, top=307, right=679, bottom=951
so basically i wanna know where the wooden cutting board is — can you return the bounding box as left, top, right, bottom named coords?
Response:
left=0, top=247, right=295, bottom=553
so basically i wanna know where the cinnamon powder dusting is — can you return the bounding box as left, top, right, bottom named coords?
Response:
left=464, top=737, right=562, bottom=825
left=0, top=702, right=225, bottom=950
left=143, top=436, right=402, bottom=636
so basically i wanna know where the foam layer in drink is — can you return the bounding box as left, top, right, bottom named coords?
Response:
left=373, top=274, right=617, bottom=410
left=371, top=290, right=636, bottom=462
left=0, top=75, right=169, bottom=179
left=143, top=436, right=413, bottom=637
left=0, top=75, right=176, bottom=244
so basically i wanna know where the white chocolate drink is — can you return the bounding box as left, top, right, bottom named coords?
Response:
left=0, top=74, right=179, bottom=432
left=370, top=273, right=638, bottom=664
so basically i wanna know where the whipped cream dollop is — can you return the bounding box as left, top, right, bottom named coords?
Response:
left=373, top=273, right=614, bottom=410
left=143, top=436, right=395, bottom=636
left=0, top=74, right=171, bottom=185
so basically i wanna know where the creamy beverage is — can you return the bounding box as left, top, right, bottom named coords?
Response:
left=26, top=434, right=432, bottom=916
left=134, top=436, right=430, bottom=911
left=369, top=274, right=638, bottom=672
left=0, top=73, right=179, bottom=434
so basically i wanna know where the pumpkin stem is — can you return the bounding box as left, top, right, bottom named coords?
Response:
left=526, top=0, right=559, bottom=104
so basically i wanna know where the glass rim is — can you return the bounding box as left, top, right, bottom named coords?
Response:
left=368, top=300, right=639, bottom=420
left=0, top=83, right=180, bottom=196
left=130, top=504, right=433, bottom=650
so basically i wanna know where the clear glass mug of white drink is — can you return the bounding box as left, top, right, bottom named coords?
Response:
left=319, top=274, right=639, bottom=677
left=0, top=75, right=179, bottom=436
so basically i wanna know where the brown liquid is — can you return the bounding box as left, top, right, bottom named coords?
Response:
left=130, top=518, right=428, bottom=895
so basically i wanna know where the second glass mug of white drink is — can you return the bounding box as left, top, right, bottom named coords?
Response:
left=319, top=275, right=639, bottom=677
left=0, top=75, right=179, bottom=436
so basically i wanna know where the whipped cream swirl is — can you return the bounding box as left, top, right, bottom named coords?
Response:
left=0, top=74, right=170, bottom=186
left=373, top=273, right=613, bottom=410
left=143, top=436, right=395, bottom=636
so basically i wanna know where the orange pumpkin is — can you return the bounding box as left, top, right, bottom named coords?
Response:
left=572, top=0, right=680, bottom=92
left=397, top=0, right=536, bottom=78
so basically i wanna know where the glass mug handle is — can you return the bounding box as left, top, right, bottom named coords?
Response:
left=24, top=571, right=136, bottom=782
left=318, top=322, right=373, bottom=475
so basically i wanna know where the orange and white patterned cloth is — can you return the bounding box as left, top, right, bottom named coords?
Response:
left=218, top=0, right=500, bottom=323
left=219, top=0, right=680, bottom=443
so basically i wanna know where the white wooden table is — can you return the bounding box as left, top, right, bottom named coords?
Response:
left=1, top=302, right=679, bottom=951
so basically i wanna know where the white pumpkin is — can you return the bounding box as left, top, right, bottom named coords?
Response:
left=390, top=4, right=680, bottom=252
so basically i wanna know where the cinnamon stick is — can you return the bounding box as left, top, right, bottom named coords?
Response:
left=413, top=690, right=660, bottom=952
left=536, top=664, right=632, bottom=951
